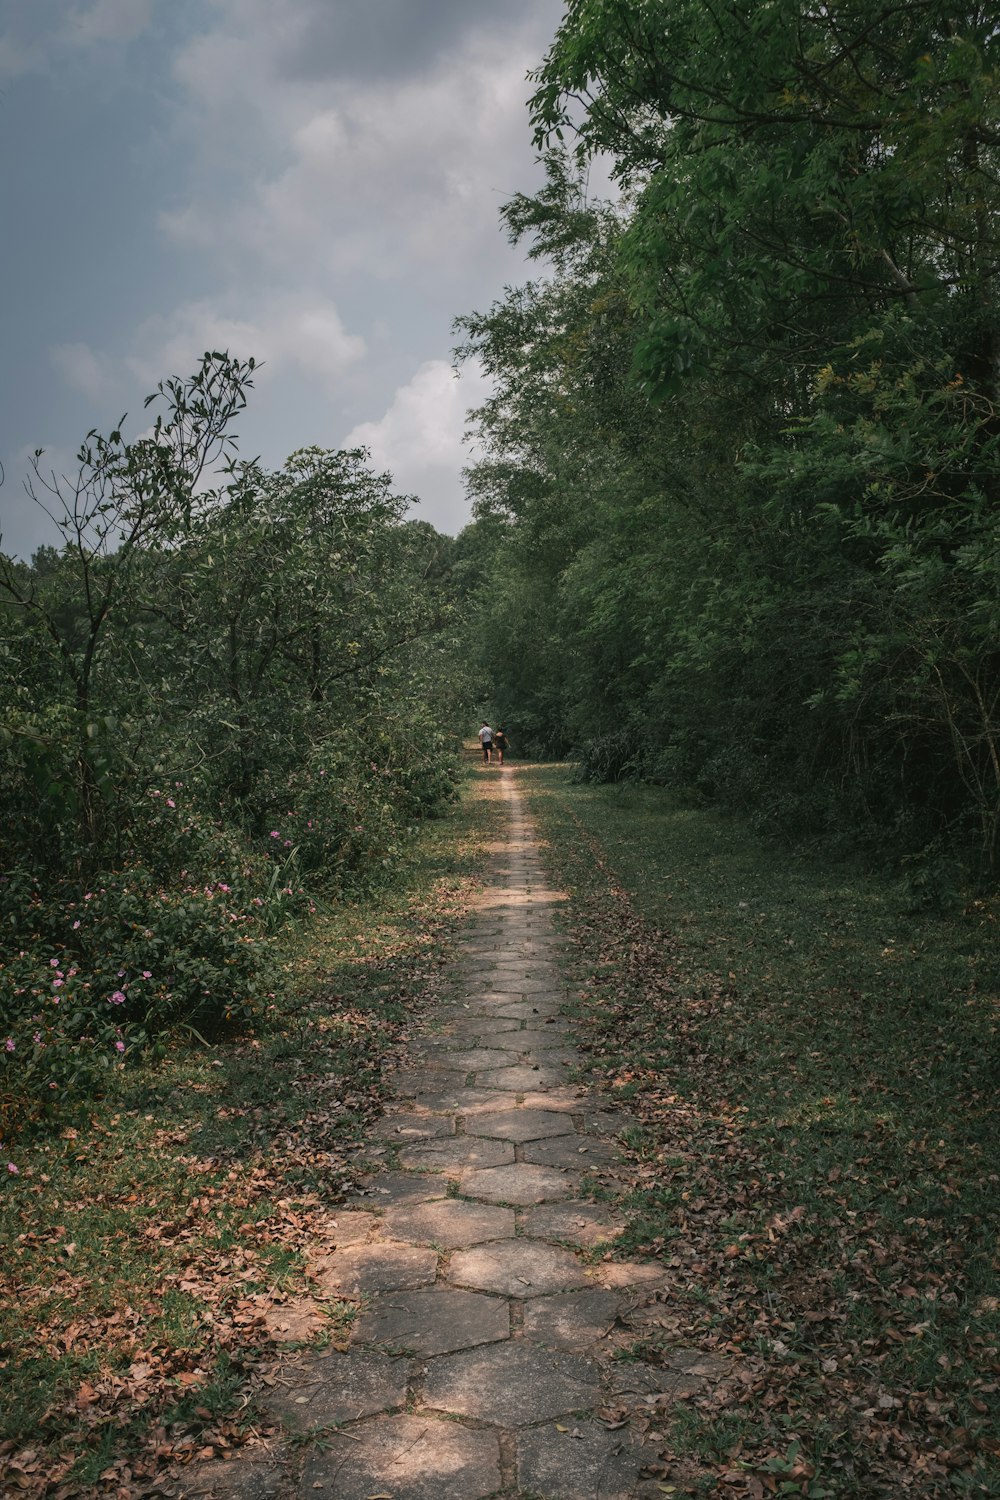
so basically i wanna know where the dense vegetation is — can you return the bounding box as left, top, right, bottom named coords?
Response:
left=456, top=0, right=1000, bottom=879
left=0, top=354, right=468, bottom=1134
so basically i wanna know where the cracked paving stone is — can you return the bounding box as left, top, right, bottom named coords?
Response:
left=464, top=1108, right=576, bottom=1142
left=258, top=1348, right=411, bottom=1429
left=382, top=1198, right=514, bottom=1249
left=396, top=1135, right=515, bottom=1174
left=448, top=1239, right=589, bottom=1298
left=423, top=1342, right=601, bottom=1425
left=301, top=1413, right=502, bottom=1500
left=521, top=1134, right=621, bottom=1171
left=460, top=1161, right=582, bottom=1205
left=521, top=1288, right=626, bottom=1350
left=353, top=1286, right=510, bottom=1355
left=315, top=1242, right=438, bottom=1297
left=516, top=1420, right=644, bottom=1500
left=520, top=1201, right=625, bottom=1249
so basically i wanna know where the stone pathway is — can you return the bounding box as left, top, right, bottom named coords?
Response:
left=180, top=769, right=726, bottom=1499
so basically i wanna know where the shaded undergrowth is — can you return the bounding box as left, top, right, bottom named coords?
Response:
left=525, top=766, right=1000, bottom=1499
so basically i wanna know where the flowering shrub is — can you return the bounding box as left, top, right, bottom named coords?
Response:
left=0, top=864, right=277, bottom=1133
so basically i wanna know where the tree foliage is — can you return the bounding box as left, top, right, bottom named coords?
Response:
left=0, top=360, right=466, bottom=1122
left=458, top=0, right=1000, bottom=874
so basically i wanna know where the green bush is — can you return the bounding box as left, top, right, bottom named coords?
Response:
left=0, top=865, right=277, bottom=1131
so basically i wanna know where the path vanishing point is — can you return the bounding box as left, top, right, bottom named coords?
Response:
left=180, top=767, right=726, bottom=1500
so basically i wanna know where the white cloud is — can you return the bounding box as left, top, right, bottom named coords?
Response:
left=344, top=358, right=491, bottom=533
left=124, top=295, right=365, bottom=392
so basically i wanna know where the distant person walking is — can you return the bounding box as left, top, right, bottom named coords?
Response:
left=478, top=722, right=494, bottom=764
left=494, top=727, right=509, bottom=765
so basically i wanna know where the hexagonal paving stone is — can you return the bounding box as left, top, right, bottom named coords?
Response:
left=518, top=1087, right=593, bottom=1111
left=436, top=1017, right=522, bottom=1039
left=172, top=1456, right=286, bottom=1498
left=477, top=1065, right=569, bottom=1091
left=388, top=1067, right=469, bottom=1095
left=258, top=1348, right=410, bottom=1429
left=409, top=1088, right=514, bottom=1115
left=302, top=1413, right=501, bottom=1500
left=521, top=1201, right=625, bottom=1249
left=511, top=1025, right=572, bottom=1048
left=460, top=1162, right=581, bottom=1206
left=370, top=1112, right=456, bottom=1142
left=516, top=1420, right=643, bottom=1500
left=383, top=1199, right=514, bottom=1249
left=517, top=1046, right=579, bottom=1067
left=448, top=1239, right=589, bottom=1298
left=590, top=1260, right=666, bottom=1290
left=314, top=1242, right=438, bottom=1298
left=423, top=1343, right=601, bottom=1425
left=521, top=1288, right=625, bottom=1350
left=353, top=1286, right=510, bottom=1355
left=310, top=1209, right=381, bottom=1247
left=471, top=1001, right=561, bottom=1021
left=489, top=976, right=565, bottom=994
left=521, top=1134, right=621, bottom=1171
left=414, top=1046, right=520, bottom=1072
left=464, top=1108, right=575, bottom=1142
left=397, top=1136, right=515, bottom=1174
left=352, top=1171, right=450, bottom=1207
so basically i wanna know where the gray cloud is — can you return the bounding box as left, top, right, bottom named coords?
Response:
left=275, top=0, right=549, bottom=84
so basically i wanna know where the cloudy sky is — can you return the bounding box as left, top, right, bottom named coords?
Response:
left=0, top=0, right=567, bottom=559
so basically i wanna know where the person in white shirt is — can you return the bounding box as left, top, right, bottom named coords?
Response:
left=478, top=722, right=494, bottom=764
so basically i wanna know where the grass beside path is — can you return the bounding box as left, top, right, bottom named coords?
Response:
left=0, top=766, right=502, bottom=1500
left=522, top=764, right=1000, bottom=1499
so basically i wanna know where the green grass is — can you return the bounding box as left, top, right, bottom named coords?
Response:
left=0, top=760, right=503, bottom=1497
left=523, top=765, right=1000, bottom=1498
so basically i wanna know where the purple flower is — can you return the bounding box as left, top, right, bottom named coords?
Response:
left=6, top=1163, right=18, bottom=1175
left=270, top=830, right=280, bottom=838
left=166, top=798, right=176, bottom=808
left=32, top=1032, right=41, bottom=1045
left=115, top=1041, right=126, bottom=1053
left=72, top=920, right=81, bottom=929
left=141, top=970, right=152, bottom=980
left=50, top=958, right=59, bottom=969
left=108, top=990, right=126, bottom=1006
left=4, top=1039, right=14, bottom=1052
